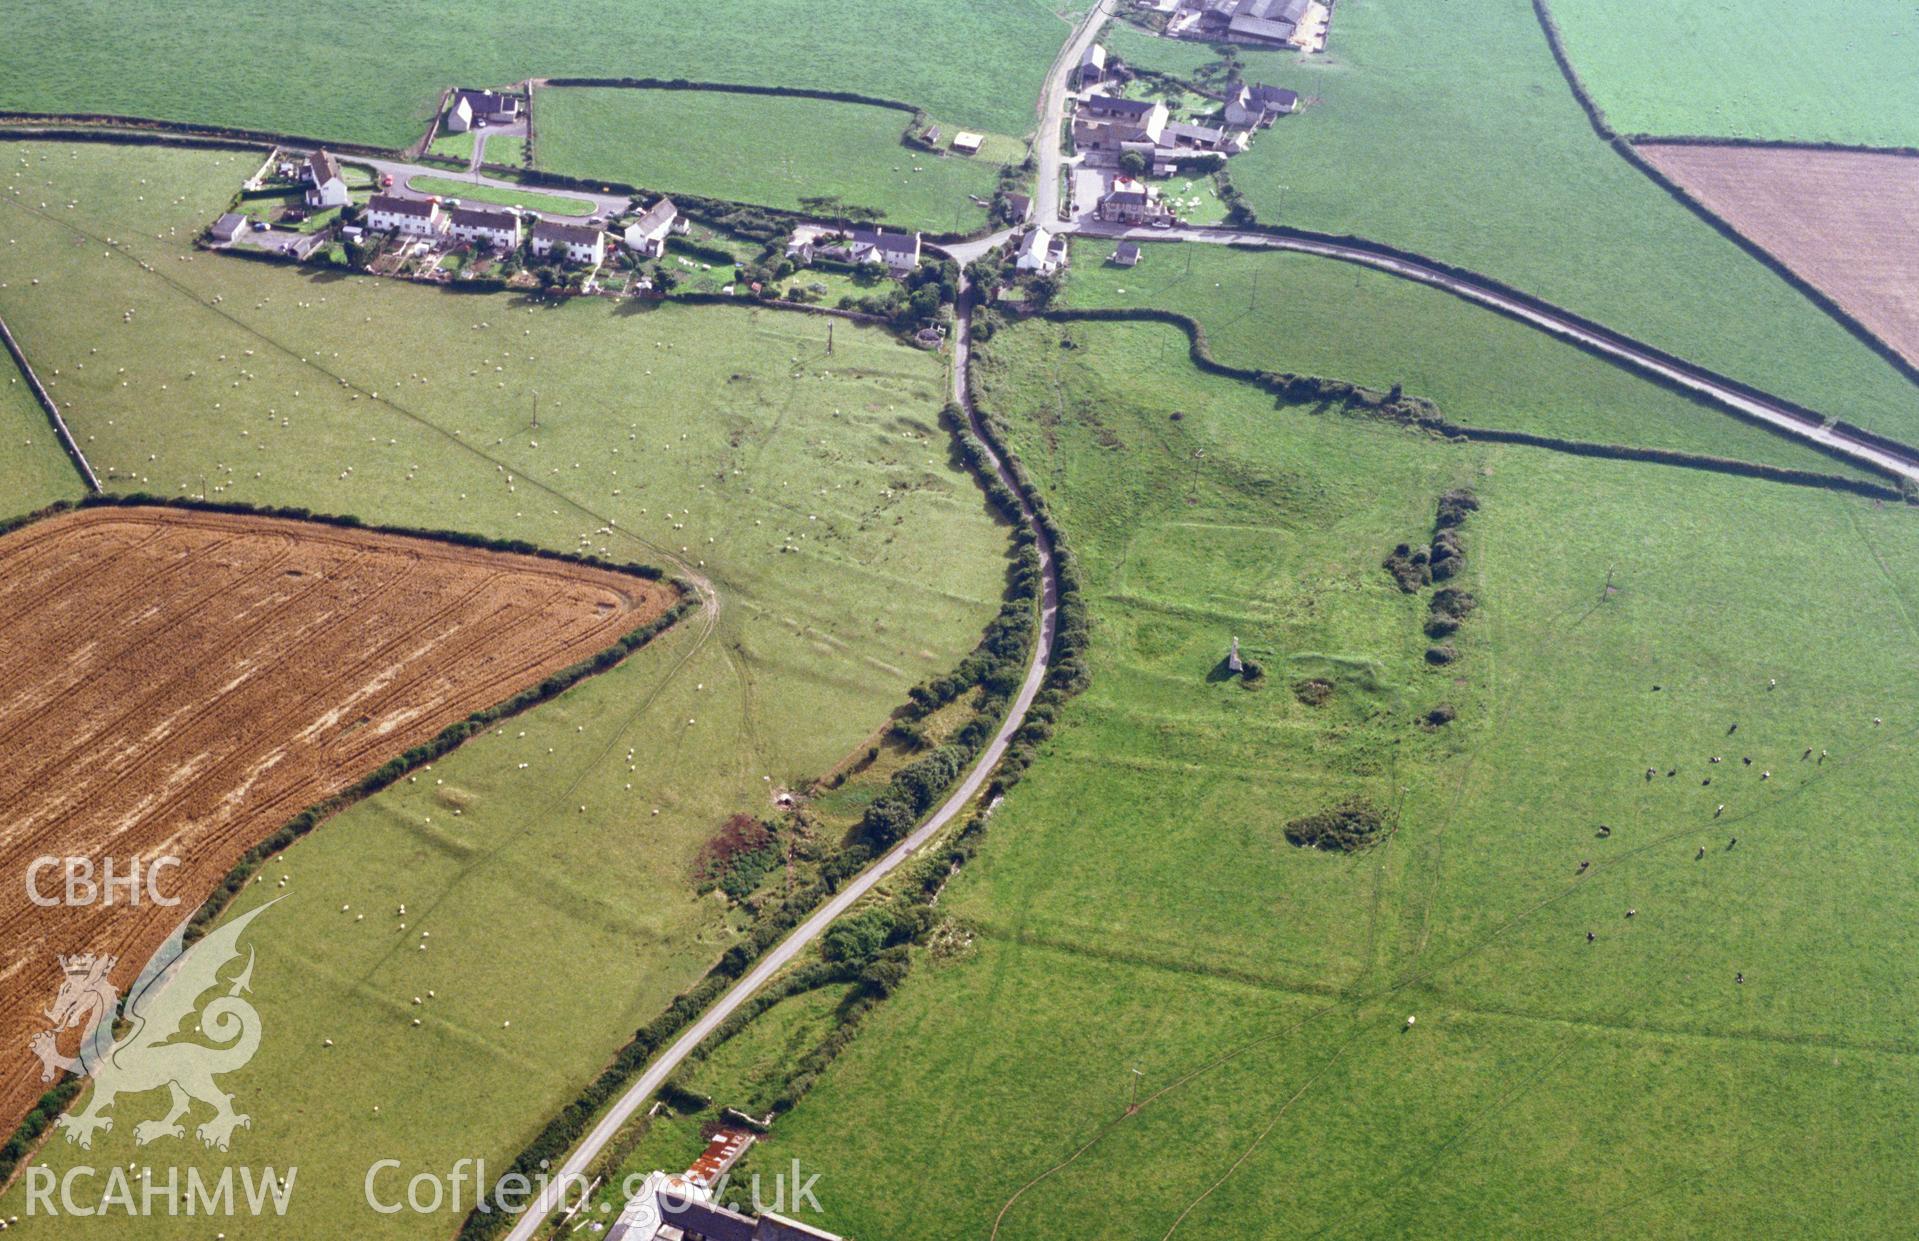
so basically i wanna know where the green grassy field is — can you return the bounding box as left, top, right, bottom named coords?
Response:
left=534, top=88, right=1009, bottom=231
left=1225, top=0, right=1919, bottom=442
left=404, top=174, right=595, bottom=216
left=1548, top=0, right=1919, bottom=147
left=749, top=317, right=1919, bottom=1238
left=0, top=0, right=1061, bottom=149
left=0, top=140, right=1012, bottom=1238
left=0, top=349, right=85, bottom=516
left=483, top=134, right=528, bottom=168
left=1060, top=239, right=1885, bottom=479
left=427, top=129, right=478, bottom=162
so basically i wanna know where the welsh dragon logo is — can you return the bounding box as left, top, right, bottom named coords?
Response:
left=30, top=900, right=277, bottom=1151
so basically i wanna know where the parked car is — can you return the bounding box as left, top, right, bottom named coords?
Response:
left=251, top=220, right=271, bottom=232
left=380, top=174, right=394, bottom=188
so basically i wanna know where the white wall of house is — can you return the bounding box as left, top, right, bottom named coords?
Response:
left=367, top=207, right=445, bottom=237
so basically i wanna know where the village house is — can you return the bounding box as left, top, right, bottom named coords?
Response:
left=1015, top=226, right=1068, bottom=274
left=444, top=89, right=520, bottom=133
left=1097, top=177, right=1176, bottom=225
left=445, top=204, right=522, bottom=250
left=364, top=193, right=446, bottom=237
left=1222, top=81, right=1300, bottom=128
left=531, top=218, right=607, bottom=266
left=1076, top=43, right=1108, bottom=89
left=622, top=196, right=678, bottom=258
left=304, top=149, right=350, bottom=210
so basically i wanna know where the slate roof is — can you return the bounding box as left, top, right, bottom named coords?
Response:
left=366, top=193, right=436, bottom=217
left=533, top=219, right=604, bottom=247
left=847, top=227, right=920, bottom=262
left=1081, top=94, right=1158, bottom=120
left=631, top=197, right=677, bottom=235
left=447, top=205, right=519, bottom=231
left=306, top=149, right=342, bottom=185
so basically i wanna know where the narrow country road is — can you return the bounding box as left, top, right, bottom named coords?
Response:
left=1033, top=0, right=1113, bottom=226
left=501, top=279, right=1059, bottom=1240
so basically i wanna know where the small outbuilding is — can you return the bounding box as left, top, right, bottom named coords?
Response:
left=209, top=213, right=249, bottom=244
left=952, top=131, right=984, bottom=155
left=1076, top=43, right=1108, bottom=89
left=1113, top=241, right=1141, bottom=267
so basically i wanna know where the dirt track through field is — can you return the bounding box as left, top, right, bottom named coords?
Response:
left=1638, top=143, right=1919, bottom=369
left=0, top=506, right=674, bottom=1137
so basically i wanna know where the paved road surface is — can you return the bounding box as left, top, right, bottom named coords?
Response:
left=1072, top=220, right=1919, bottom=485
left=285, top=147, right=634, bottom=218
left=1031, top=0, right=1113, bottom=227
left=501, top=278, right=1058, bottom=1241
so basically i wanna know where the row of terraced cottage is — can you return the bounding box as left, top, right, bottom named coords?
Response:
left=352, top=189, right=678, bottom=267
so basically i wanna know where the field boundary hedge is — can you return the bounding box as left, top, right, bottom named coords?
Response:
left=1131, top=222, right=1919, bottom=476
left=0, top=494, right=688, bottom=1194
left=1038, top=307, right=1909, bottom=501
left=0, top=313, right=100, bottom=491
left=1526, top=0, right=1919, bottom=396
left=454, top=400, right=1053, bottom=1237
left=540, top=77, right=921, bottom=117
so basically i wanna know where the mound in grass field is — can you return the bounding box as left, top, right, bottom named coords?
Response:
left=0, top=504, right=676, bottom=1139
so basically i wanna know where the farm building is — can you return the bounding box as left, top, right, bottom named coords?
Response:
left=1074, top=96, right=1169, bottom=151
left=364, top=193, right=446, bottom=237
left=1003, top=191, right=1032, bottom=222
left=1113, top=241, right=1141, bottom=267
left=445, top=205, right=522, bottom=250
left=531, top=218, right=607, bottom=265
left=1076, top=43, right=1108, bottom=89
left=623, top=196, right=678, bottom=258
left=208, top=213, right=249, bottom=244
left=1016, top=226, right=1068, bottom=274
left=1097, top=178, right=1175, bottom=225
left=1222, top=82, right=1300, bottom=128
left=304, top=149, right=350, bottom=209
left=1162, top=120, right=1235, bottom=152
left=1192, top=0, right=1312, bottom=45
left=952, top=131, right=984, bottom=155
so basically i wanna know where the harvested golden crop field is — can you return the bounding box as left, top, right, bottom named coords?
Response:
left=1638, top=142, right=1919, bottom=368
left=0, top=505, right=675, bottom=1134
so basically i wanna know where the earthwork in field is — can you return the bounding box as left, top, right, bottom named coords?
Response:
left=1637, top=143, right=1919, bottom=370
left=0, top=504, right=676, bottom=1137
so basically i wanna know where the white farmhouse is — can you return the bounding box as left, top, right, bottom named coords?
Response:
left=1015, top=227, right=1067, bottom=274
left=531, top=218, right=606, bottom=266
left=304, top=149, right=351, bottom=209
left=364, top=193, right=447, bottom=237
left=622, top=197, right=678, bottom=259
